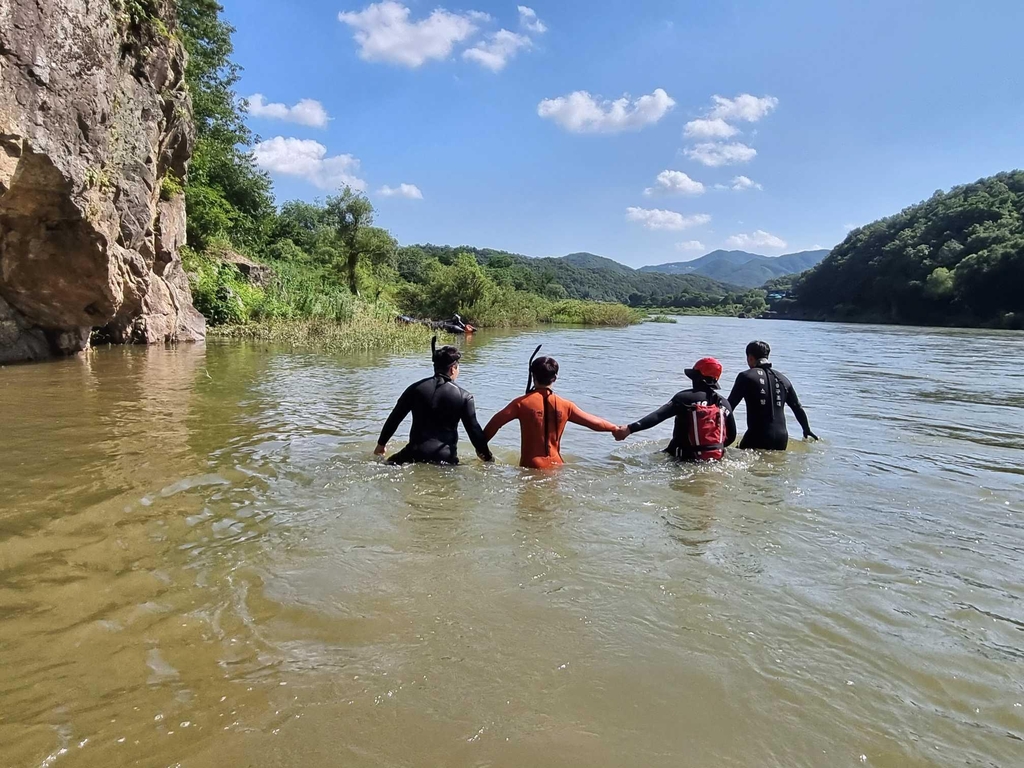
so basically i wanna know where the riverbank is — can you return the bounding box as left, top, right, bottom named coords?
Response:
left=641, top=304, right=762, bottom=319
left=207, top=299, right=640, bottom=353
left=767, top=306, right=1024, bottom=330
left=209, top=314, right=443, bottom=353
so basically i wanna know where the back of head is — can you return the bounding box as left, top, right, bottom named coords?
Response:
left=530, top=356, right=559, bottom=387
left=746, top=340, right=771, bottom=362
left=433, top=344, right=461, bottom=374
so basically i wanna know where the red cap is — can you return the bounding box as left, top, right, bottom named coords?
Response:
left=687, top=357, right=723, bottom=381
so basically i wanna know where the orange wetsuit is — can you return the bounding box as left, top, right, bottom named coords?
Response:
left=483, top=388, right=617, bottom=469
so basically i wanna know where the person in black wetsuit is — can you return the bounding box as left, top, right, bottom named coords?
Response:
left=614, top=357, right=737, bottom=461
left=375, top=341, right=493, bottom=464
left=727, top=340, right=818, bottom=451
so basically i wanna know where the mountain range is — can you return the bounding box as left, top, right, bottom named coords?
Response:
left=410, top=245, right=829, bottom=306
left=634, top=249, right=830, bottom=288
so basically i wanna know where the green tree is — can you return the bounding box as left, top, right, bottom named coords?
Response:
left=924, top=267, right=954, bottom=298
left=177, top=0, right=274, bottom=250
left=323, top=188, right=375, bottom=294
left=272, top=200, right=330, bottom=254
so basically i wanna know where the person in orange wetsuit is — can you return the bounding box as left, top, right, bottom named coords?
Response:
left=483, top=356, right=622, bottom=468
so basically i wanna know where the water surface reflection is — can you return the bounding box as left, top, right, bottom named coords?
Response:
left=1, top=319, right=1022, bottom=767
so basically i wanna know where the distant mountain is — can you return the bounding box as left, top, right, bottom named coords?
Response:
left=640, top=249, right=830, bottom=288
left=409, top=244, right=736, bottom=306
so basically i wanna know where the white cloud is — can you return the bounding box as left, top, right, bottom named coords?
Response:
left=518, top=5, right=547, bottom=33
left=378, top=183, right=423, bottom=199
left=676, top=240, right=705, bottom=252
left=246, top=94, right=329, bottom=128
left=644, top=170, right=705, bottom=196
left=626, top=207, right=710, bottom=231
left=538, top=88, right=675, bottom=134
left=683, top=117, right=738, bottom=140
left=730, top=175, right=763, bottom=191
left=726, top=230, right=787, bottom=251
left=708, top=94, right=778, bottom=123
left=685, top=142, right=757, bottom=167
left=338, top=1, right=479, bottom=67
left=463, top=29, right=532, bottom=71
left=843, top=222, right=858, bottom=231
left=253, top=137, right=366, bottom=191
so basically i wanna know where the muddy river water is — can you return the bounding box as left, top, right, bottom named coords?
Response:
left=2, top=318, right=1023, bottom=767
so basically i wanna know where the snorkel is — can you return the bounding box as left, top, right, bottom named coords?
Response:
left=526, top=344, right=543, bottom=394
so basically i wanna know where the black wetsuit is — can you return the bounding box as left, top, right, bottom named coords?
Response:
left=379, top=373, right=492, bottom=464
left=628, top=385, right=737, bottom=460
left=727, top=364, right=811, bottom=450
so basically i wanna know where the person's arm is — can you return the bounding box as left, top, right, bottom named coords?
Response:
left=724, top=405, right=738, bottom=447
left=568, top=402, right=618, bottom=432
left=622, top=401, right=678, bottom=438
left=461, top=394, right=493, bottom=461
left=483, top=399, right=519, bottom=442
left=786, top=386, right=817, bottom=440
left=377, top=386, right=413, bottom=454
left=727, top=374, right=746, bottom=410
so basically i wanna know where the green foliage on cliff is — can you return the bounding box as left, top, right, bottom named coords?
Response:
left=176, top=0, right=275, bottom=251
left=792, top=171, right=1024, bottom=328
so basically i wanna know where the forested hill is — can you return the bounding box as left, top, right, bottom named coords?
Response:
left=787, top=171, right=1024, bottom=328
left=404, top=245, right=761, bottom=308
left=561, top=252, right=634, bottom=274
left=640, top=249, right=829, bottom=287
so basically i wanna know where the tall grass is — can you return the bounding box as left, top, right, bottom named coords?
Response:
left=452, top=293, right=640, bottom=328
left=544, top=299, right=641, bottom=326
left=212, top=302, right=448, bottom=353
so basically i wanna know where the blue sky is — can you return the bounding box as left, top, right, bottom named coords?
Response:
left=223, top=0, right=1024, bottom=267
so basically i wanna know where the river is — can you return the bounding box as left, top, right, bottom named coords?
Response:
left=1, top=318, right=1022, bottom=767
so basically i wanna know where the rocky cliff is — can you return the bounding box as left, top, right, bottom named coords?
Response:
left=0, top=0, right=204, bottom=364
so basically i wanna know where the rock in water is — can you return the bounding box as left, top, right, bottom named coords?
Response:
left=0, top=0, right=205, bottom=364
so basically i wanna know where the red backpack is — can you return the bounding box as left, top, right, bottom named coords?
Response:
left=686, top=399, right=727, bottom=461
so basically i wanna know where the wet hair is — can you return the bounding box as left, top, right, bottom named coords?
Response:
left=530, top=356, right=559, bottom=387
left=433, top=345, right=461, bottom=374
left=746, top=340, right=771, bottom=361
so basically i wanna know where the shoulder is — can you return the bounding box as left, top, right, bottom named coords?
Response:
left=404, top=376, right=434, bottom=394
left=672, top=389, right=699, bottom=405
left=774, top=370, right=794, bottom=387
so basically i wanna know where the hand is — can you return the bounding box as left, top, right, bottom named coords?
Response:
left=804, top=431, right=819, bottom=441
left=613, top=426, right=631, bottom=442
left=478, top=452, right=495, bottom=463
left=374, top=443, right=387, bottom=456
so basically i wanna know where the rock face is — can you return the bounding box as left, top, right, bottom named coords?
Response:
left=0, top=0, right=205, bottom=364
left=218, top=247, right=274, bottom=287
